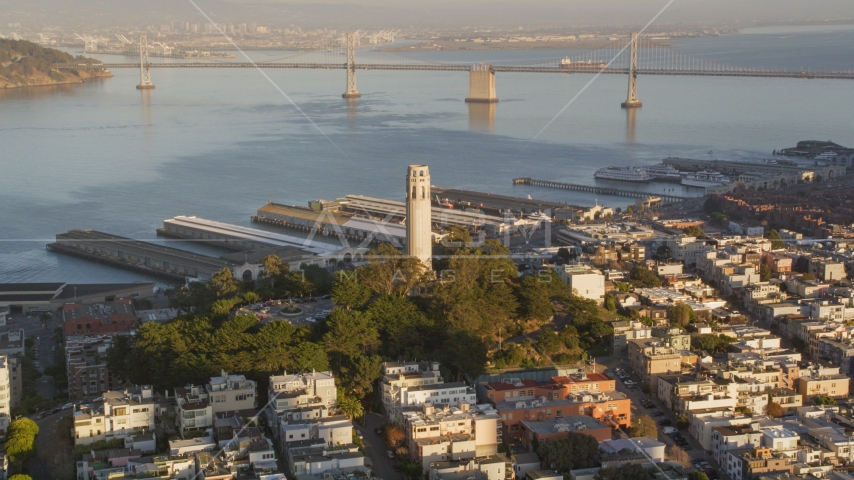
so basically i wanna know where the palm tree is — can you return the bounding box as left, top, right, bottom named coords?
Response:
left=339, top=396, right=364, bottom=420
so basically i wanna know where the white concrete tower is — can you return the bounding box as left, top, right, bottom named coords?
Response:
left=405, top=165, right=432, bottom=268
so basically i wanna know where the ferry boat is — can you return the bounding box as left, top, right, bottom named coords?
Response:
left=644, top=164, right=683, bottom=182
left=681, top=170, right=731, bottom=188
left=594, top=166, right=653, bottom=182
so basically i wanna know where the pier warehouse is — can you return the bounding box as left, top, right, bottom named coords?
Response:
left=48, top=230, right=239, bottom=281
left=252, top=202, right=409, bottom=247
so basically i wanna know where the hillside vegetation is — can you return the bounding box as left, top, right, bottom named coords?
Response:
left=0, top=39, right=111, bottom=88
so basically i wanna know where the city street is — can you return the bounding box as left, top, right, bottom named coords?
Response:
left=362, top=413, right=401, bottom=480
left=598, top=357, right=719, bottom=474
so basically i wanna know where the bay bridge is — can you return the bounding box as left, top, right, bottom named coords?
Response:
left=59, top=33, right=854, bottom=107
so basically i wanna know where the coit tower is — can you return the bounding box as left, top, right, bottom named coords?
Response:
left=405, top=164, right=432, bottom=268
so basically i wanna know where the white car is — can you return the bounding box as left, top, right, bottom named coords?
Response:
left=386, top=450, right=395, bottom=459
left=61, top=402, right=73, bottom=410
left=305, top=317, right=316, bottom=323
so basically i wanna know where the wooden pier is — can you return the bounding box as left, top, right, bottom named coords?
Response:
left=512, top=178, right=691, bottom=203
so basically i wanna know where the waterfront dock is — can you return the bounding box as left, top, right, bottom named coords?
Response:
left=47, top=230, right=238, bottom=282
left=512, top=178, right=691, bottom=204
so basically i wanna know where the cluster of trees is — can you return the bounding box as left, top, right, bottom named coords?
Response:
left=668, top=303, right=696, bottom=327
left=108, top=237, right=615, bottom=407
left=536, top=432, right=599, bottom=476
left=5, top=418, right=39, bottom=466
left=629, top=265, right=661, bottom=288
left=692, top=334, right=736, bottom=353
left=683, top=225, right=705, bottom=238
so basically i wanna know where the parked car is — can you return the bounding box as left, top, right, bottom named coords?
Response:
left=387, top=450, right=395, bottom=459
left=663, top=426, right=677, bottom=435
left=305, top=317, right=316, bottom=323
left=61, top=402, right=74, bottom=410
left=375, top=428, right=383, bottom=436
left=658, top=419, right=672, bottom=426
left=650, top=410, right=665, bottom=417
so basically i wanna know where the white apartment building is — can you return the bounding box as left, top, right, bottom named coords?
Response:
left=72, top=385, right=157, bottom=445
left=555, top=266, right=605, bottom=305
left=175, top=385, right=213, bottom=435
left=381, top=361, right=444, bottom=414
left=279, top=415, right=354, bottom=448
left=206, top=370, right=257, bottom=414
left=268, top=370, right=337, bottom=421
left=665, top=236, right=714, bottom=265
left=0, top=356, right=11, bottom=431
left=689, top=410, right=755, bottom=450
left=711, top=423, right=762, bottom=465
left=400, top=382, right=477, bottom=409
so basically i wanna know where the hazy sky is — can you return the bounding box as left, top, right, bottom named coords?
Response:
left=4, top=0, right=853, bottom=29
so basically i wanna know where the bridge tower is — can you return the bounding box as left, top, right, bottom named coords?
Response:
left=621, top=32, right=641, bottom=108
left=342, top=32, right=361, bottom=99
left=136, top=34, right=155, bottom=90
left=465, top=63, right=498, bottom=103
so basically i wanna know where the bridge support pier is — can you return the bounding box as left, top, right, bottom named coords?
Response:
left=465, top=63, right=498, bottom=103
left=136, top=34, right=155, bottom=90
left=621, top=32, right=640, bottom=108
left=342, top=32, right=360, bottom=99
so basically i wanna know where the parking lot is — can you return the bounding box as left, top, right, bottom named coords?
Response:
left=237, top=296, right=336, bottom=326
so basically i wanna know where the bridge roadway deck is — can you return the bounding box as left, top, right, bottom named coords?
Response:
left=56, top=63, right=854, bottom=79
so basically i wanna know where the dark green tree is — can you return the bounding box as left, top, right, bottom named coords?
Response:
left=683, top=225, right=705, bottom=237
left=594, top=464, right=649, bottom=480
left=536, top=432, right=600, bottom=475
left=759, top=263, right=772, bottom=282
left=629, top=265, right=661, bottom=288
left=764, top=229, right=785, bottom=250
left=603, top=294, right=617, bottom=313
left=814, top=395, right=837, bottom=406
left=331, top=271, right=372, bottom=311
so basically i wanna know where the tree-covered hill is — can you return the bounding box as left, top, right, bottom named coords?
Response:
left=0, top=38, right=111, bottom=88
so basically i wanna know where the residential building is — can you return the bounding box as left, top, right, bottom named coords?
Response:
left=495, top=391, right=631, bottom=443
left=174, top=385, right=213, bottom=435
left=518, top=416, right=611, bottom=451
left=205, top=370, right=257, bottom=414
left=795, top=363, right=850, bottom=399
left=428, top=455, right=511, bottom=480
left=768, top=388, right=803, bottom=414
left=287, top=443, right=367, bottom=479
left=609, top=321, right=652, bottom=355
left=66, top=335, right=118, bottom=400
left=62, top=299, right=139, bottom=337
left=651, top=327, right=692, bottom=350
left=269, top=370, right=336, bottom=411
left=481, top=374, right=615, bottom=405
left=381, top=360, right=444, bottom=414
left=278, top=415, right=354, bottom=448
left=809, top=258, right=847, bottom=282
left=689, top=410, right=755, bottom=450
left=401, top=402, right=500, bottom=470
left=0, top=356, right=11, bottom=431
left=555, top=266, right=605, bottom=305
left=724, top=447, right=793, bottom=480
left=72, top=385, right=157, bottom=446
left=628, top=338, right=696, bottom=391
left=710, top=424, right=762, bottom=465
left=599, top=437, right=666, bottom=464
